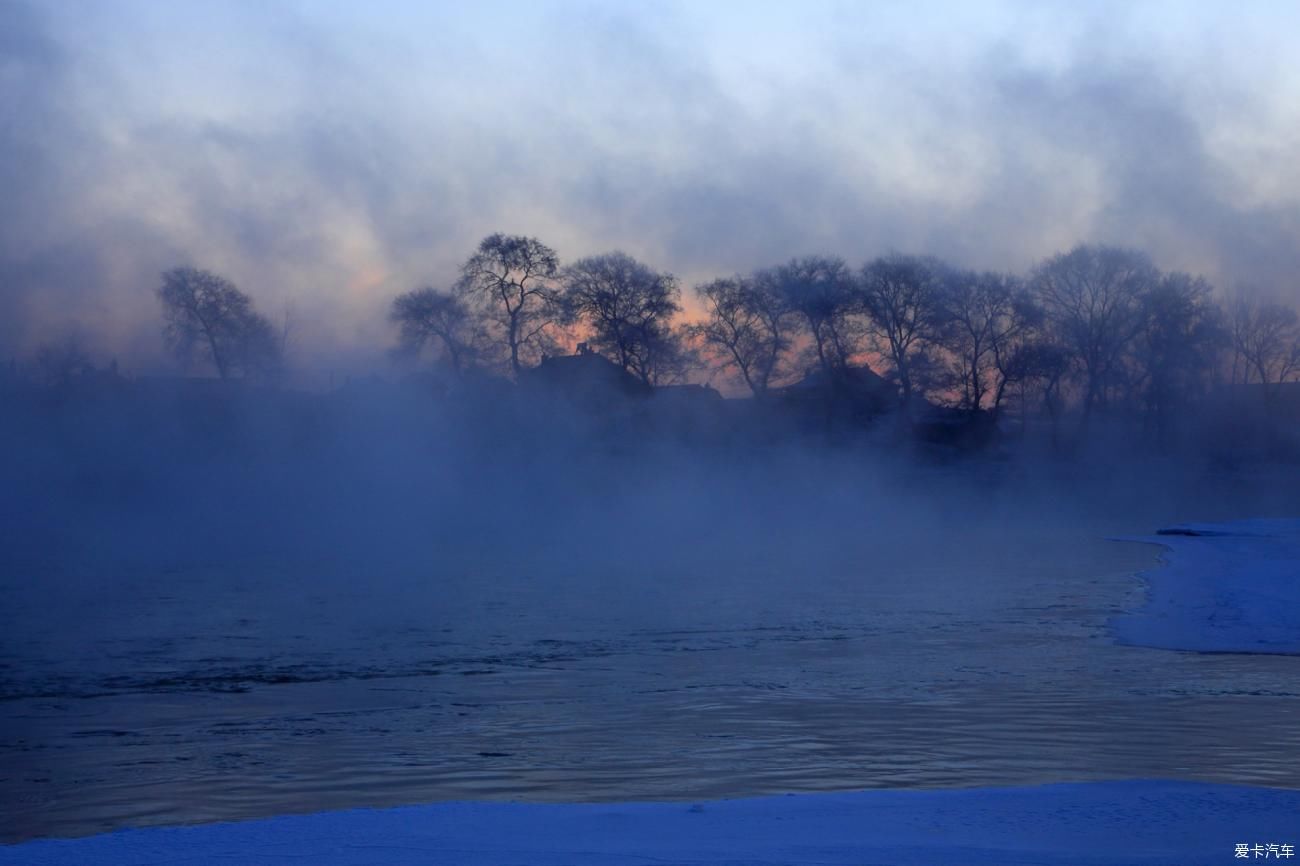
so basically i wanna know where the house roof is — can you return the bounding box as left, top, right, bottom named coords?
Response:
left=523, top=350, right=651, bottom=398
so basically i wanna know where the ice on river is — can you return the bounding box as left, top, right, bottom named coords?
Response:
left=1111, top=518, right=1300, bottom=654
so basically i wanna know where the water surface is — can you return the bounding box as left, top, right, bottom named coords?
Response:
left=4, top=517, right=1299, bottom=842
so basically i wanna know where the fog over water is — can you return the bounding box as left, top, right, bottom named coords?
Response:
left=3, top=381, right=1300, bottom=840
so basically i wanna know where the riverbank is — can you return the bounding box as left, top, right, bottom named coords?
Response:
left=5, top=779, right=1295, bottom=865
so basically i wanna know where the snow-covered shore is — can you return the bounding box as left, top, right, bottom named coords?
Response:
left=5, top=780, right=1297, bottom=865
left=1111, top=518, right=1300, bottom=654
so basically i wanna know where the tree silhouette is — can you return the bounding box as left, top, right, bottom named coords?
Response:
left=1230, top=293, right=1300, bottom=401
left=1031, top=245, right=1157, bottom=419
left=157, top=267, right=281, bottom=380
left=764, top=256, right=859, bottom=380
left=390, top=287, right=484, bottom=374
left=1130, top=272, right=1226, bottom=436
left=457, top=234, right=562, bottom=377
left=860, top=254, right=950, bottom=406
left=691, top=275, right=793, bottom=398
left=563, top=251, right=682, bottom=386
left=939, top=270, right=1039, bottom=414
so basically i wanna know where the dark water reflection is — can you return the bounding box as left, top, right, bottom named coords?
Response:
left=3, top=526, right=1299, bottom=842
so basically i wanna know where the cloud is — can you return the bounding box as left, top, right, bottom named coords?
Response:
left=1, top=0, right=1297, bottom=370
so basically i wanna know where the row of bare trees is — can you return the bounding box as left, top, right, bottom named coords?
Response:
left=393, top=236, right=1300, bottom=429
left=696, top=245, right=1300, bottom=436
left=391, top=234, right=693, bottom=387
left=10, top=237, right=1293, bottom=446
left=111, top=236, right=1298, bottom=433
left=390, top=236, right=1300, bottom=431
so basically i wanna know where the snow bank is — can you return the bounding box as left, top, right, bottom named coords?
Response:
left=5, top=780, right=1296, bottom=865
left=1111, top=518, right=1300, bottom=654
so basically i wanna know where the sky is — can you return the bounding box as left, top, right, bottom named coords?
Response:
left=3, top=0, right=1299, bottom=373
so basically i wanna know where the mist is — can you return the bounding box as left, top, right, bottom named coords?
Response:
left=4, top=1, right=1300, bottom=857
left=4, top=0, right=1300, bottom=370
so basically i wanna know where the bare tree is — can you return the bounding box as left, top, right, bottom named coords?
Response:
left=390, top=287, right=484, bottom=374
left=563, top=251, right=682, bottom=386
left=1129, top=272, right=1226, bottom=437
left=1004, top=339, right=1072, bottom=440
left=157, top=267, right=282, bottom=380
left=940, top=270, right=1039, bottom=414
left=457, top=233, right=562, bottom=377
left=1031, top=245, right=1157, bottom=419
left=859, top=254, right=950, bottom=406
left=763, top=256, right=860, bottom=380
left=1230, top=293, right=1300, bottom=400
left=637, top=322, right=699, bottom=387
left=690, top=275, right=793, bottom=398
